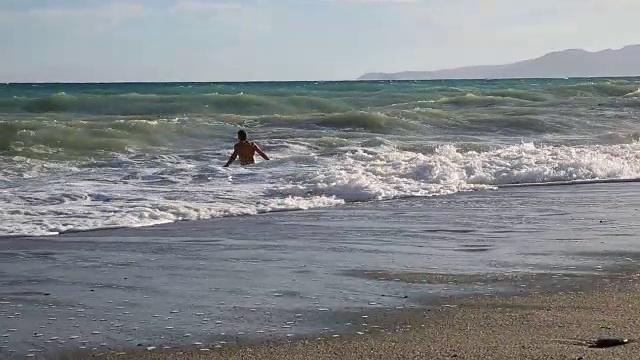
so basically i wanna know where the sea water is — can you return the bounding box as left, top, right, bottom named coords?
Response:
left=1, top=78, right=640, bottom=236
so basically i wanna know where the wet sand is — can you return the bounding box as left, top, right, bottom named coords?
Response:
left=59, top=271, right=640, bottom=360
left=3, top=183, right=640, bottom=359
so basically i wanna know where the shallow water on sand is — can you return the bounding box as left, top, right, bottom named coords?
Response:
left=1, top=182, right=640, bottom=358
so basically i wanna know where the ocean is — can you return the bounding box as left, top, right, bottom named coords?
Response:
left=1, top=78, right=640, bottom=237
left=3, top=78, right=640, bottom=357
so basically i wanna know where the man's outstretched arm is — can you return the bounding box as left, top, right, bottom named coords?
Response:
left=254, top=144, right=269, bottom=160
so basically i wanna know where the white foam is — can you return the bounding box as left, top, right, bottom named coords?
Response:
left=270, top=145, right=489, bottom=202
left=271, top=143, right=640, bottom=202
left=3, top=142, right=640, bottom=236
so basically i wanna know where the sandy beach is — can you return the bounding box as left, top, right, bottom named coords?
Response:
left=57, top=270, right=640, bottom=360
left=3, top=183, right=640, bottom=360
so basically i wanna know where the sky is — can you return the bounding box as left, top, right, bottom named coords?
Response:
left=1, top=0, right=639, bottom=82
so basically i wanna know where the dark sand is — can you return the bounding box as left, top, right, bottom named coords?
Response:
left=58, top=271, right=640, bottom=360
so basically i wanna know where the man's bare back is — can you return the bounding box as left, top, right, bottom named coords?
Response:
left=223, top=130, right=269, bottom=167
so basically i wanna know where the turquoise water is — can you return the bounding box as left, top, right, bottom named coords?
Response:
left=1, top=78, right=640, bottom=236
left=2, top=78, right=640, bottom=156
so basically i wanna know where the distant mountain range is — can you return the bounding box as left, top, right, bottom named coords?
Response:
left=358, top=45, right=640, bottom=80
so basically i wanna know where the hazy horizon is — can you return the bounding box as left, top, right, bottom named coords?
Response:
left=4, top=74, right=640, bottom=85
left=2, top=0, right=640, bottom=82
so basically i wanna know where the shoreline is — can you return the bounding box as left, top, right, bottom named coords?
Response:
left=2, top=182, right=638, bottom=359
left=56, top=270, right=640, bottom=360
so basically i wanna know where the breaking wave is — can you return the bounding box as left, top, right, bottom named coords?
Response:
left=2, top=78, right=640, bottom=236
left=1, top=78, right=640, bottom=116
left=3, top=141, right=640, bottom=236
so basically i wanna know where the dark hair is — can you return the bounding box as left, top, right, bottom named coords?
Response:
left=237, top=129, right=247, bottom=141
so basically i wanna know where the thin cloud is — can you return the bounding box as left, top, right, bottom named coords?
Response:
left=327, top=0, right=417, bottom=3
left=171, top=1, right=244, bottom=12
left=0, top=2, right=144, bottom=26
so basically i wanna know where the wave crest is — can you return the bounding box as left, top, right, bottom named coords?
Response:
left=3, top=141, right=640, bottom=236
left=270, top=142, right=640, bottom=202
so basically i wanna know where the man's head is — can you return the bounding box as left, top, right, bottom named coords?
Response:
left=237, top=129, right=247, bottom=141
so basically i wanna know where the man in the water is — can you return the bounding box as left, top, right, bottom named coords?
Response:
left=223, top=129, right=270, bottom=167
